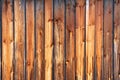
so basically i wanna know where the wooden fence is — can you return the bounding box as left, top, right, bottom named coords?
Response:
left=0, top=0, right=120, bottom=80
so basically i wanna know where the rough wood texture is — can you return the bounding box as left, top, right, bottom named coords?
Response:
left=45, top=0, right=53, bottom=80
left=114, top=0, right=120, bottom=80
left=35, top=0, right=45, bottom=80
left=86, top=0, right=95, bottom=80
left=66, top=0, right=75, bottom=80
left=26, top=0, right=35, bottom=80
left=103, top=0, right=113, bottom=80
left=95, top=0, right=103, bottom=80
left=54, top=0, right=64, bottom=80
left=75, top=0, right=85, bottom=80
left=2, top=0, right=14, bottom=79
left=14, top=0, right=24, bottom=80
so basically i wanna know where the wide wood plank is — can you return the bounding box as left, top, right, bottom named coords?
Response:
left=54, top=0, right=64, bottom=80
left=14, top=0, right=25, bottom=80
left=95, top=0, right=103, bottom=80
left=66, top=0, right=75, bottom=80
left=103, top=0, right=113, bottom=80
left=45, top=0, right=53, bottom=80
left=26, top=0, right=35, bottom=80
left=2, top=0, right=14, bottom=79
left=114, top=0, right=120, bottom=80
left=35, top=0, right=45, bottom=80
left=75, top=0, right=85, bottom=80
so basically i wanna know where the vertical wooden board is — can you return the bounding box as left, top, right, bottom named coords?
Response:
left=45, top=0, right=53, bottom=80
left=114, top=0, right=120, bottom=80
left=2, top=0, right=14, bottom=79
left=54, top=0, right=64, bottom=80
left=35, top=0, right=45, bottom=80
left=66, top=0, right=75, bottom=80
left=103, top=0, right=113, bottom=80
left=86, top=0, right=95, bottom=80
left=14, top=0, right=24, bottom=79
left=75, top=0, right=85, bottom=80
left=95, top=0, right=103, bottom=80
left=26, top=0, right=35, bottom=80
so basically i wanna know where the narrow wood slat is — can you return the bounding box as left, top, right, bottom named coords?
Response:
left=103, top=0, right=113, bottom=80
left=54, top=0, right=64, bottom=80
left=114, top=0, right=120, bottom=80
left=45, top=0, right=53, bottom=80
left=2, top=0, right=14, bottom=79
left=26, top=0, right=35, bottom=80
left=66, top=0, right=75, bottom=80
left=86, top=0, right=95, bottom=80
left=75, top=0, right=85, bottom=80
left=14, top=0, right=24, bottom=79
left=35, top=0, right=45, bottom=79
left=95, top=0, right=103, bottom=80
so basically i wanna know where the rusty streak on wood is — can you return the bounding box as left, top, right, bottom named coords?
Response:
left=54, top=0, right=64, bottom=80
left=86, top=0, right=95, bottom=80
left=2, top=0, right=14, bottom=79
left=26, top=0, right=35, bottom=80
left=114, top=0, right=120, bottom=80
left=66, top=0, right=75, bottom=80
left=45, top=0, right=53, bottom=80
left=35, top=0, right=45, bottom=80
left=75, top=0, right=85, bottom=80
left=95, top=0, right=103, bottom=80
left=103, top=0, right=113, bottom=80
left=14, top=0, right=24, bottom=80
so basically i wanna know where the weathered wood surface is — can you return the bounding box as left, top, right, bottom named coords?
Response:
left=103, top=0, right=113, bottom=80
left=2, top=0, right=14, bottom=79
left=54, top=0, right=64, bottom=80
left=14, top=0, right=24, bottom=80
left=75, top=0, right=85, bottom=80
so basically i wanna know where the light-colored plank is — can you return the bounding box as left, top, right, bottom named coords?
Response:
left=95, top=0, right=103, bottom=80
left=86, top=0, right=95, bottom=80
left=26, top=0, right=35, bottom=80
left=14, top=0, right=24, bottom=79
left=36, top=0, right=45, bottom=79
left=54, top=0, right=64, bottom=80
left=75, top=0, right=85, bottom=80
left=45, top=0, right=53, bottom=80
left=103, top=0, right=113, bottom=80
left=2, top=0, right=14, bottom=79
left=66, top=0, right=75, bottom=80
left=114, top=0, right=120, bottom=80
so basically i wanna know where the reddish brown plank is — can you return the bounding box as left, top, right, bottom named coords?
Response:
left=26, top=0, right=35, bottom=80
left=75, top=0, right=85, bottom=80
left=54, top=0, right=64, bottom=80
left=14, top=0, right=24, bottom=79
left=2, top=0, right=14, bottom=79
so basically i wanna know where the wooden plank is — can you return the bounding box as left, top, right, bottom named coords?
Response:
left=86, top=0, right=95, bottom=80
left=103, top=0, right=113, bottom=80
left=26, top=0, right=35, bottom=80
left=45, top=0, right=53, bottom=80
left=2, top=0, right=14, bottom=79
left=95, top=0, right=103, bottom=80
left=14, top=0, right=24, bottom=79
left=66, top=0, right=75, bottom=80
left=75, top=0, right=85, bottom=80
left=54, top=0, right=64, bottom=80
left=35, top=0, right=45, bottom=80
left=114, top=0, right=120, bottom=80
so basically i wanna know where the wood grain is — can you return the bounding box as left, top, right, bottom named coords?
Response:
left=26, top=0, right=35, bottom=80
left=45, top=0, right=53, bottom=80
left=75, top=0, right=85, bottom=80
left=14, top=0, right=24, bottom=79
left=54, top=0, right=64, bottom=80
left=2, top=0, right=14, bottom=79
